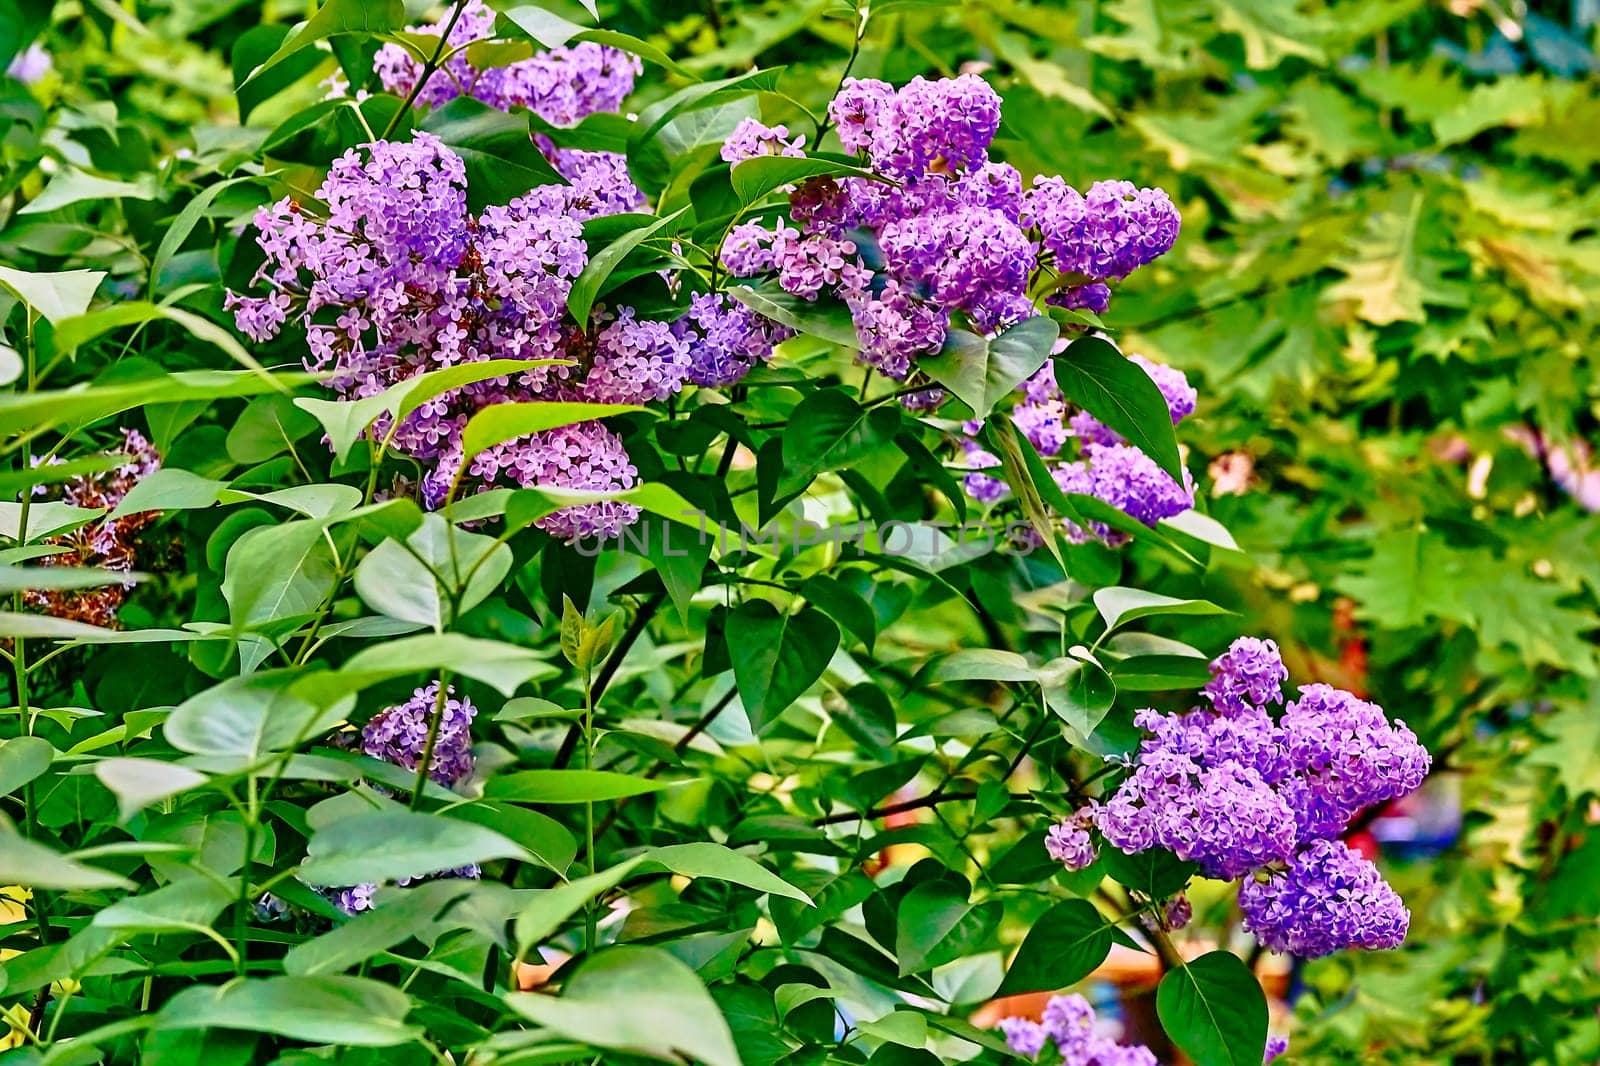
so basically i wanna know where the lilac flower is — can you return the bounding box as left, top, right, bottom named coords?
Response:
left=720, top=221, right=783, bottom=277
left=879, top=206, right=1036, bottom=328
left=501, top=421, right=643, bottom=543
left=1049, top=283, right=1113, bottom=316
left=1054, top=443, right=1193, bottom=544
left=846, top=279, right=948, bottom=380
left=581, top=307, right=692, bottom=404
left=1023, top=178, right=1181, bottom=281
left=1060, top=636, right=1428, bottom=959
left=775, top=231, right=862, bottom=301
left=1239, top=839, right=1411, bottom=958
left=361, top=681, right=478, bottom=788
left=1264, top=1036, right=1290, bottom=1063
left=374, top=1, right=638, bottom=125
left=1014, top=389, right=1069, bottom=457
left=999, top=993, right=1159, bottom=1065
left=829, top=77, right=896, bottom=155
left=674, top=292, right=792, bottom=387
left=7, top=44, right=51, bottom=85
left=1001, top=1018, right=1050, bottom=1058
left=720, top=118, right=805, bottom=164
left=1202, top=636, right=1289, bottom=716
left=1046, top=817, right=1097, bottom=871
left=24, top=429, right=160, bottom=628
left=1276, top=683, right=1431, bottom=839
left=868, top=74, right=1002, bottom=179
left=1096, top=752, right=1298, bottom=881
left=1165, top=893, right=1193, bottom=930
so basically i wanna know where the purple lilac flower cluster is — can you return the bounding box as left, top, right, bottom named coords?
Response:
left=24, top=429, right=161, bottom=628
left=1049, top=637, right=1430, bottom=958
left=322, top=683, right=482, bottom=915
left=370, top=0, right=647, bottom=222
left=373, top=0, right=637, bottom=123
left=999, top=994, right=1157, bottom=1065
left=1001, top=995, right=1288, bottom=1064
left=721, top=74, right=1178, bottom=383
left=226, top=131, right=638, bottom=536
left=962, top=353, right=1198, bottom=544
left=232, top=16, right=797, bottom=533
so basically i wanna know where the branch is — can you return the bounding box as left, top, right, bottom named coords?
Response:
left=813, top=789, right=981, bottom=826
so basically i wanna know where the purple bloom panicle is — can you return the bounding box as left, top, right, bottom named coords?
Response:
left=1001, top=994, right=1158, bottom=1065
left=1239, top=839, right=1411, bottom=958
left=721, top=118, right=805, bottom=164
left=360, top=681, right=478, bottom=788
left=1056, top=636, right=1430, bottom=959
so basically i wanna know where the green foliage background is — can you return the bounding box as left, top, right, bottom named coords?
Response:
left=1, top=0, right=1597, bottom=1063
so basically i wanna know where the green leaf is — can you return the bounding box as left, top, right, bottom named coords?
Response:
left=645, top=842, right=811, bottom=904
left=0, top=832, right=134, bottom=891
left=1053, top=336, right=1185, bottom=484
left=111, top=468, right=229, bottom=518
left=516, top=857, right=645, bottom=952
left=1093, top=587, right=1231, bottom=633
left=300, top=810, right=526, bottom=886
left=353, top=514, right=511, bottom=629
left=447, top=802, right=575, bottom=874
left=996, top=899, right=1114, bottom=996
left=459, top=400, right=646, bottom=470
left=1156, top=951, right=1268, bottom=1066
left=298, top=632, right=559, bottom=700
left=156, top=976, right=419, bottom=1047
left=55, top=302, right=273, bottom=376
left=0, top=266, right=104, bottom=325
left=95, top=758, right=208, bottom=822
left=895, top=879, right=1000, bottom=975
left=20, top=169, right=159, bottom=216
left=220, top=521, right=337, bottom=658
left=419, top=96, right=566, bottom=212
left=504, top=946, right=740, bottom=1066
left=985, top=413, right=1067, bottom=568
left=728, top=600, right=839, bottom=732
left=493, top=7, right=696, bottom=77
left=0, top=612, right=216, bottom=644
left=1210, top=0, right=1327, bottom=69
left=729, top=156, right=875, bottom=206
left=729, top=281, right=859, bottom=349
left=0, top=566, right=143, bottom=593
left=151, top=176, right=255, bottom=292
left=485, top=770, right=677, bottom=804
left=0, top=370, right=311, bottom=439
left=295, top=358, right=568, bottom=464
left=240, top=0, right=406, bottom=88
left=283, top=880, right=475, bottom=976
left=780, top=390, right=898, bottom=495
left=576, top=28, right=693, bottom=78
left=801, top=574, right=877, bottom=650
left=927, top=648, right=1035, bottom=683
left=0, top=500, right=102, bottom=544
left=166, top=672, right=351, bottom=761
left=630, top=68, right=780, bottom=152
left=919, top=315, right=1059, bottom=419
left=1102, top=848, right=1197, bottom=898
left=93, top=876, right=235, bottom=935
left=1039, top=653, right=1116, bottom=736
left=0, top=736, right=52, bottom=798
left=568, top=207, right=687, bottom=324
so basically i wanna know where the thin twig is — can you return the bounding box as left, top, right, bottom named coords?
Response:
left=382, top=1, right=469, bottom=139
